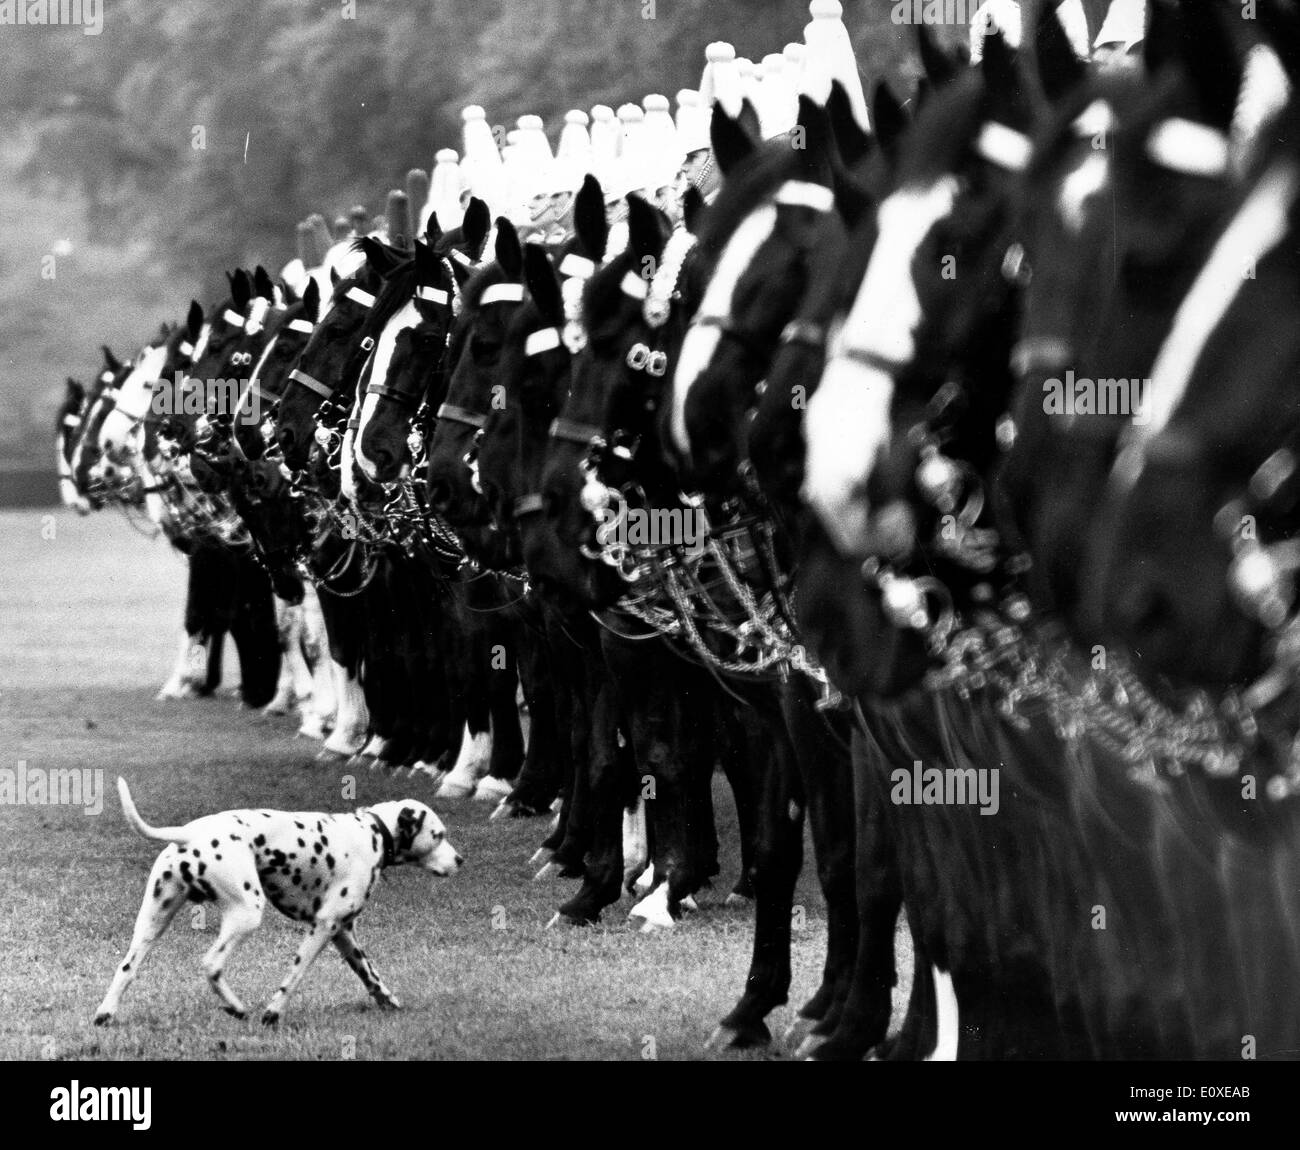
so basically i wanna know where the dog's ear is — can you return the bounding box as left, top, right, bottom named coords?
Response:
left=395, top=805, right=426, bottom=854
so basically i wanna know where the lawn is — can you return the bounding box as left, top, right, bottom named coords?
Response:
left=0, top=509, right=910, bottom=1060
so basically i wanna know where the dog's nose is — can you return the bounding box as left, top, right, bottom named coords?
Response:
left=454, top=853, right=465, bottom=867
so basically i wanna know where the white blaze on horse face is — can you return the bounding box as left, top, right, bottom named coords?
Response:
left=1111, top=159, right=1300, bottom=493
left=189, top=322, right=212, bottom=368
left=240, top=334, right=279, bottom=420
left=802, top=177, right=959, bottom=555
left=100, top=343, right=169, bottom=454
left=355, top=299, right=420, bottom=481
left=1058, top=152, right=1109, bottom=234
left=670, top=204, right=779, bottom=454
left=925, top=966, right=960, bottom=1061
left=243, top=296, right=271, bottom=336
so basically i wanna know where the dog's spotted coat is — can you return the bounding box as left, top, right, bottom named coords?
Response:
left=94, top=778, right=462, bottom=1025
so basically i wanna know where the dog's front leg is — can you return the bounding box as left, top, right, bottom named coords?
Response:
left=261, top=920, right=338, bottom=1025
left=333, top=927, right=401, bottom=1009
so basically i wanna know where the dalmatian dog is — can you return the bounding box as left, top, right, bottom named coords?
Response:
left=93, top=777, right=462, bottom=1026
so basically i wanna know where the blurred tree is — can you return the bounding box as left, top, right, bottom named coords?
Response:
left=3, top=0, right=949, bottom=297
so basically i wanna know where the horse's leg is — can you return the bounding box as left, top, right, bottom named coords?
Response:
left=555, top=682, right=627, bottom=924
left=477, top=614, right=524, bottom=799
left=500, top=609, right=561, bottom=814
left=297, top=584, right=335, bottom=739
left=316, top=590, right=370, bottom=759
left=707, top=692, right=802, bottom=1049
left=806, top=717, right=901, bottom=1061
left=228, top=551, right=280, bottom=710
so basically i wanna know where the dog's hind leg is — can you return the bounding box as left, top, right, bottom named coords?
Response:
left=261, top=920, right=338, bottom=1025
left=333, top=927, right=401, bottom=1008
left=202, top=900, right=263, bottom=1019
left=94, top=849, right=187, bottom=1023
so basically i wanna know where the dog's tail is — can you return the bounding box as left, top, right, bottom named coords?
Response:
left=116, top=777, right=190, bottom=844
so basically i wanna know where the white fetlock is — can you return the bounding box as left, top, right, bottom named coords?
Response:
left=473, top=776, right=513, bottom=803
left=437, top=725, right=492, bottom=798
left=629, top=882, right=675, bottom=931
left=633, top=861, right=656, bottom=897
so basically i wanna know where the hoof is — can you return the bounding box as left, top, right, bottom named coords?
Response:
left=679, top=895, right=699, bottom=914
left=92, top=1011, right=112, bottom=1026
left=527, top=847, right=550, bottom=867
left=223, top=1006, right=248, bottom=1020
left=705, top=1020, right=771, bottom=1050
left=533, top=860, right=562, bottom=881
left=296, top=716, right=329, bottom=740
left=549, top=797, right=563, bottom=813
left=489, top=798, right=512, bottom=822
left=313, top=748, right=351, bottom=766
left=782, top=1017, right=814, bottom=1046
left=724, top=891, right=754, bottom=908
left=794, top=1033, right=828, bottom=1060
left=261, top=699, right=292, bottom=717
left=260, top=1009, right=280, bottom=1027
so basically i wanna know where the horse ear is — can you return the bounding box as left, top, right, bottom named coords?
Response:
left=917, top=21, right=959, bottom=88
left=461, top=197, right=491, bottom=258
left=626, top=193, right=667, bottom=269
left=360, top=234, right=404, bottom=277
left=711, top=101, right=756, bottom=176
left=330, top=266, right=341, bottom=286
left=872, top=82, right=908, bottom=163
left=414, top=236, right=439, bottom=283
left=1143, top=0, right=1185, bottom=77
left=737, top=96, right=762, bottom=145
left=253, top=265, right=275, bottom=300
left=495, top=217, right=523, bottom=278
left=794, top=93, right=835, bottom=178
left=302, top=276, right=321, bottom=322
left=186, top=300, right=204, bottom=341
left=979, top=28, right=1027, bottom=123
left=102, top=345, right=122, bottom=373
left=523, top=243, right=563, bottom=324
left=681, top=185, right=705, bottom=235
left=1177, top=0, right=1245, bottom=128
left=828, top=80, right=873, bottom=169
left=574, top=174, right=608, bottom=262
left=423, top=211, right=442, bottom=250
left=231, top=268, right=252, bottom=310
left=1035, top=0, right=1088, bottom=104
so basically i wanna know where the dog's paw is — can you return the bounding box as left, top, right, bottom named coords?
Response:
left=260, top=1009, right=280, bottom=1026
left=223, top=1006, right=248, bottom=1020
left=92, top=1011, right=113, bottom=1026
left=375, top=994, right=403, bottom=1010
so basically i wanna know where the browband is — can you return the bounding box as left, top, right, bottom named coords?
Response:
left=620, top=271, right=649, bottom=300
left=525, top=328, right=562, bottom=356
left=436, top=403, right=487, bottom=429
left=774, top=181, right=835, bottom=212
left=1146, top=119, right=1230, bottom=178
left=975, top=122, right=1031, bottom=172
left=513, top=493, right=545, bottom=518
left=346, top=286, right=377, bottom=308
left=417, top=285, right=450, bottom=305
left=549, top=417, right=603, bottom=445
left=288, top=368, right=333, bottom=398
left=287, top=318, right=315, bottom=334
left=480, top=283, right=525, bottom=306
left=222, top=309, right=246, bottom=328
left=178, top=341, right=194, bottom=357
left=559, top=253, right=597, bottom=280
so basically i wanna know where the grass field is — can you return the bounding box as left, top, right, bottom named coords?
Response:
left=0, top=508, right=909, bottom=1061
